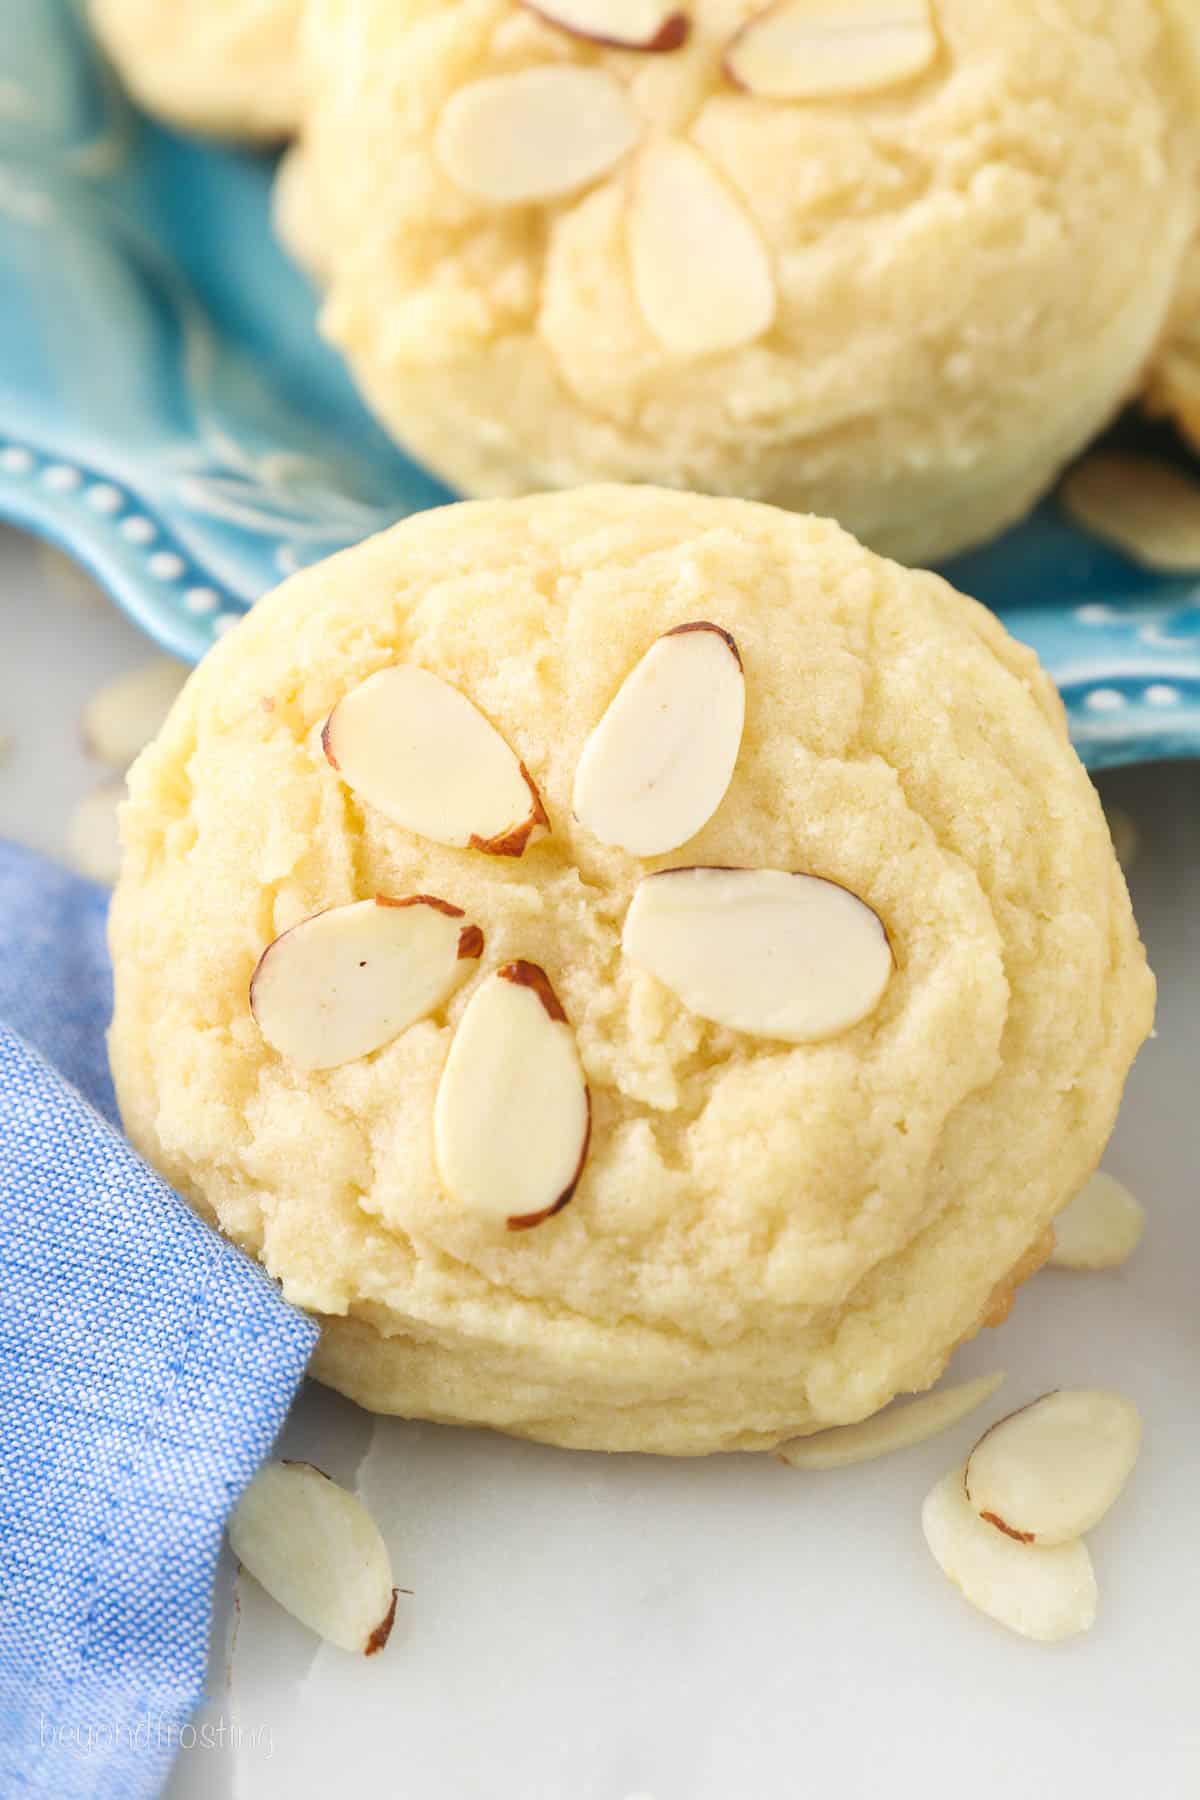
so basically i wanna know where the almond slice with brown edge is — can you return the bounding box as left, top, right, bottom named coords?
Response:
left=726, top=0, right=937, bottom=100
left=623, top=866, right=891, bottom=1041
left=1050, top=1172, right=1146, bottom=1271
left=573, top=622, right=745, bottom=855
left=922, top=1466, right=1097, bottom=1643
left=628, top=140, right=775, bottom=355
left=523, top=0, right=689, bottom=50
left=323, top=665, right=548, bottom=856
left=435, top=66, right=642, bottom=204
left=228, top=1461, right=397, bottom=1656
left=964, top=1390, right=1142, bottom=1547
left=250, top=896, right=483, bottom=1071
left=777, top=1373, right=1004, bottom=1471
left=434, top=961, right=590, bottom=1230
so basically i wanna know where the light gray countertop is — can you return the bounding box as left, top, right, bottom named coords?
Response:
left=3, top=523, right=1196, bottom=1800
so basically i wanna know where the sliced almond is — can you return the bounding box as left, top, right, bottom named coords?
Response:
left=623, top=866, right=891, bottom=1042
left=323, top=665, right=547, bottom=856
left=1103, top=805, right=1139, bottom=873
left=965, top=1390, right=1142, bottom=1546
left=82, top=657, right=188, bottom=770
left=434, top=961, right=590, bottom=1229
left=573, top=622, right=744, bottom=855
left=1050, top=1172, right=1145, bottom=1272
left=523, top=0, right=689, bottom=50
left=227, top=1461, right=397, bottom=1656
left=67, top=780, right=124, bottom=886
left=1060, top=453, right=1200, bottom=572
left=627, top=140, right=775, bottom=355
left=725, top=0, right=937, bottom=99
left=250, top=895, right=482, bottom=1072
left=777, top=1373, right=1004, bottom=1470
left=436, top=66, right=642, bottom=204
left=922, top=1466, right=1097, bottom=1643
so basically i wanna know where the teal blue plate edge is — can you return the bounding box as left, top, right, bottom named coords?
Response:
left=4, top=0, right=1200, bottom=772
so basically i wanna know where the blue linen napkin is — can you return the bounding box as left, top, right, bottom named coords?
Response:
left=0, top=840, right=318, bottom=1799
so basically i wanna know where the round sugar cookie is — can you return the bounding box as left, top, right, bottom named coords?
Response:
left=108, top=487, right=1154, bottom=1454
left=90, top=0, right=303, bottom=140
left=288, top=0, right=1198, bottom=562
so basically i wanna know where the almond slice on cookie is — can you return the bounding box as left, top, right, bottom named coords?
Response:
left=323, top=665, right=548, bottom=855
left=434, top=962, right=590, bottom=1230
left=573, top=622, right=745, bottom=855
left=623, top=866, right=891, bottom=1041
left=250, top=896, right=483, bottom=1071
left=628, top=141, right=776, bottom=355
left=726, top=0, right=937, bottom=100
left=436, top=66, right=642, bottom=204
left=522, top=0, right=690, bottom=51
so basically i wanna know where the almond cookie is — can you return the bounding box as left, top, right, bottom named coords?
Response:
left=90, top=0, right=303, bottom=140
left=108, top=487, right=1154, bottom=1454
left=288, top=0, right=1197, bottom=563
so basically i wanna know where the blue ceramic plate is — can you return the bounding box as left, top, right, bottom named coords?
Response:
left=4, top=0, right=1200, bottom=769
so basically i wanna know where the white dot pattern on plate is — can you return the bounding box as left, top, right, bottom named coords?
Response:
left=1085, top=689, right=1126, bottom=713
left=1145, top=684, right=1181, bottom=707
left=1075, top=603, right=1116, bottom=624
left=0, top=438, right=249, bottom=654
left=1139, top=622, right=1193, bottom=649
left=42, top=463, right=82, bottom=492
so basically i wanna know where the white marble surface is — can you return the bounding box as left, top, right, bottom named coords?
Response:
left=3, top=523, right=1197, bottom=1800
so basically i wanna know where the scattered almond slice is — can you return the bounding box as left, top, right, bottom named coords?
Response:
left=573, top=622, right=745, bottom=855
left=622, top=866, right=891, bottom=1041
left=1104, top=804, right=1138, bottom=872
left=227, top=1462, right=396, bottom=1656
left=434, top=961, right=590, bottom=1229
left=922, top=1466, right=1097, bottom=1643
left=323, top=665, right=548, bottom=856
left=965, top=1390, right=1142, bottom=1546
left=726, top=0, right=937, bottom=99
left=1061, top=452, right=1200, bottom=571
left=627, top=140, right=776, bottom=355
left=522, top=0, right=689, bottom=50
left=67, top=780, right=124, bottom=885
left=435, top=66, right=642, bottom=204
left=82, top=656, right=188, bottom=770
left=250, top=895, right=483, bottom=1072
left=777, top=1373, right=1004, bottom=1470
left=1050, top=1172, right=1145, bottom=1271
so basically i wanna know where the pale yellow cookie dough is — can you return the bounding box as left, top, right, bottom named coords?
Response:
left=1146, top=230, right=1200, bottom=448
left=289, top=0, right=1198, bottom=564
left=108, top=487, right=1153, bottom=1455
left=90, top=0, right=303, bottom=140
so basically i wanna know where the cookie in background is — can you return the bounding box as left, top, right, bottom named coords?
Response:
left=89, top=0, right=304, bottom=140
left=286, top=0, right=1198, bottom=564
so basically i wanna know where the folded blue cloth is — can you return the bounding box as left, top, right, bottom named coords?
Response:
left=0, top=841, right=317, bottom=1799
